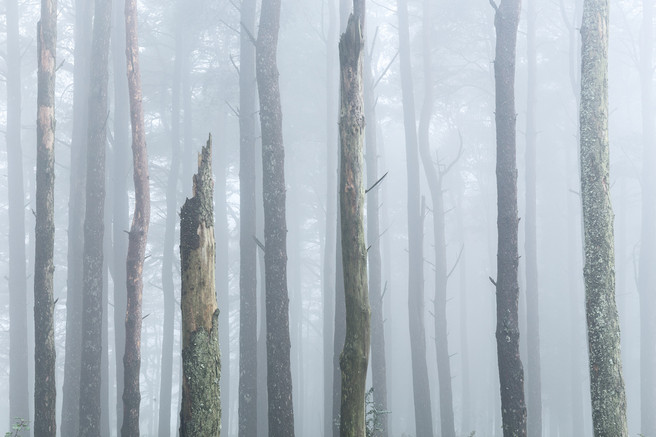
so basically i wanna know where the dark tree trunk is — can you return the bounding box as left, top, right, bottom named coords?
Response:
left=158, top=8, right=182, bottom=435
left=524, top=0, right=542, bottom=435
left=179, top=139, right=221, bottom=437
left=121, top=0, right=150, bottom=432
left=6, top=0, right=30, bottom=427
left=417, top=2, right=455, bottom=436
left=397, top=0, right=434, bottom=434
left=338, top=4, right=370, bottom=436
left=61, top=0, right=91, bottom=433
left=256, top=0, right=296, bottom=434
left=34, top=0, right=57, bottom=433
left=78, top=0, right=112, bottom=433
left=491, top=0, right=527, bottom=436
left=579, top=0, right=628, bottom=435
left=112, top=0, right=130, bottom=429
left=364, top=40, right=388, bottom=437
left=639, top=0, right=656, bottom=435
left=239, top=0, right=258, bottom=433
left=324, top=1, right=338, bottom=436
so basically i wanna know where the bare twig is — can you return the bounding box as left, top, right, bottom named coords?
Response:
left=366, top=171, right=388, bottom=193
left=446, top=244, right=465, bottom=281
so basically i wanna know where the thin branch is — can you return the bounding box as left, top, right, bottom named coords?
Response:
left=446, top=244, right=465, bottom=281
left=489, top=0, right=498, bottom=12
left=240, top=21, right=257, bottom=46
left=365, top=171, right=388, bottom=193
left=374, top=52, right=399, bottom=89
left=441, top=129, right=464, bottom=178
left=225, top=100, right=240, bottom=118
left=253, top=235, right=265, bottom=252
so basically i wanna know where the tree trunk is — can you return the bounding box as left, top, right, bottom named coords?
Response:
left=179, top=138, right=221, bottom=437
left=34, top=0, right=57, bottom=433
left=579, top=0, right=628, bottom=435
left=639, top=0, right=656, bottom=435
left=417, top=1, right=456, bottom=436
left=324, top=1, right=338, bottom=436
left=121, top=0, right=150, bottom=432
left=112, top=0, right=130, bottom=429
left=239, top=0, right=258, bottom=433
left=492, top=0, right=527, bottom=436
left=61, top=0, right=91, bottom=433
left=78, top=0, right=112, bottom=433
left=6, top=0, right=30, bottom=427
left=338, top=5, right=369, bottom=437
left=158, top=7, right=182, bottom=434
left=364, top=37, right=388, bottom=437
left=524, top=0, right=542, bottom=435
left=397, top=0, right=434, bottom=434
left=256, top=0, right=296, bottom=434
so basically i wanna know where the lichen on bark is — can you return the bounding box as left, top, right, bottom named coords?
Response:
left=179, top=136, right=221, bottom=437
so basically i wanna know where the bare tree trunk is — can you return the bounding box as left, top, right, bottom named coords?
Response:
left=79, top=0, right=112, bottom=434
left=61, top=0, right=91, bottom=433
left=417, top=2, right=456, bottom=435
left=179, top=138, right=221, bottom=437
left=579, top=0, right=628, bottom=435
left=34, top=0, right=57, bottom=433
left=491, top=0, right=526, bottom=436
left=256, top=0, right=296, bottom=434
left=397, top=0, right=434, bottom=434
left=112, top=0, right=130, bottom=429
left=639, top=1, right=656, bottom=435
left=6, top=0, right=30, bottom=427
left=121, top=0, right=150, bottom=432
left=364, top=37, right=388, bottom=437
left=239, top=0, right=258, bottom=432
left=158, top=7, right=182, bottom=434
left=524, top=0, right=542, bottom=435
left=324, top=1, right=338, bottom=436
left=338, top=3, right=369, bottom=436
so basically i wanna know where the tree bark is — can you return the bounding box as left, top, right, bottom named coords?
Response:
left=397, top=0, right=434, bottom=434
left=256, top=0, right=296, bottom=434
left=61, top=0, right=91, bottom=434
left=524, top=0, right=542, bottom=434
left=34, top=0, right=57, bottom=433
left=364, top=36, right=388, bottom=437
left=639, top=0, right=656, bottom=435
left=121, top=0, right=150, bottom=432
left=417, top=2, right=456, bottom=436
left=6, top=0, right=30, bottom=427
left=492, top=0, right=527, bottom=436
left=78, top=0, right=112, bottom=434
left=239, top=0, right=258, bottom=433
left=324, top=0, right=338, bottom=435
left=579, top=0, right=628, bottom=435
left=338, top=6, right=369, bottom=437
left=179, top=138, right=221, bottom=437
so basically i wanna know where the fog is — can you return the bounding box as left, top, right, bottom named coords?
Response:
left=0, top=0, right=650, bottom=435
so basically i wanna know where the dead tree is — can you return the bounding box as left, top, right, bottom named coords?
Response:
left=179, top=138, right=221, bottom=437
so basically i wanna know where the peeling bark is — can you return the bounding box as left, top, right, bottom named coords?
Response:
left=179, top=138, right=221, bottom=437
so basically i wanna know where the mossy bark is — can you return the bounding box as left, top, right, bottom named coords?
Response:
left=338, top=10, right=370, bottom=437
left=179, top=138, right=221, bottom=437
left=579, top=0, right=629, bottom=435
left=492, top=0, right=527, bottom=436
left=34, top=0, right=57, bottom=434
